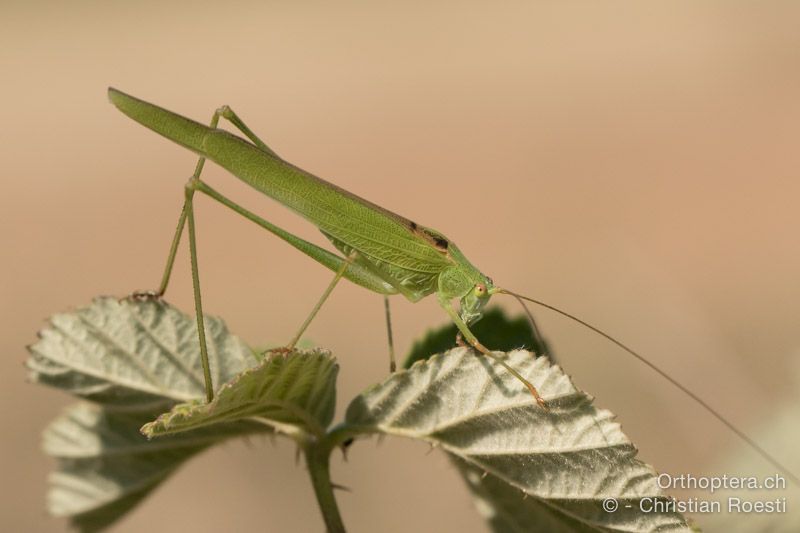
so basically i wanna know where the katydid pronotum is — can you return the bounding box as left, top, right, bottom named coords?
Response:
left=108, top=88, right=796, bottom=483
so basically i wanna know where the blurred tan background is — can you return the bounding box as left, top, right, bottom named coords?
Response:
left=2, top=1, right=799, bottom=531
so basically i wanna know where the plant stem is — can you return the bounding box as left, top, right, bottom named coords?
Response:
left=304, top=442, right=346, bottom=533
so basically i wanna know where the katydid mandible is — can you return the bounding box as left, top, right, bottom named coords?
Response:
left=108, top=88, right=797, bottom=484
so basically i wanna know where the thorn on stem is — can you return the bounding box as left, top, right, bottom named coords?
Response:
left=331, top=482, right=352, bottom=493
left=340, top=438, right=354, bottom=461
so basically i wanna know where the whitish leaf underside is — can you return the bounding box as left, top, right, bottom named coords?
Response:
left=345, top=348, right=691, bottom=532
left=27, top=298, right=267, bottom=531
left=28, top=297, right=254, bottom=403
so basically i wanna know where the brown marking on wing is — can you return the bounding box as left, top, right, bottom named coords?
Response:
left=412, top=226, right=450, bottom=254
left=310, top=173, right=455, bottom=259
left=316, top=174, right=454, bottom=260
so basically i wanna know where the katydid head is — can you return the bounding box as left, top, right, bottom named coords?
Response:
left=459, top=277, right=494, bottom=325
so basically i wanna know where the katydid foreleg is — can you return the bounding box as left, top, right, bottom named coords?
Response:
left=437, top=293, right=547, bottom=408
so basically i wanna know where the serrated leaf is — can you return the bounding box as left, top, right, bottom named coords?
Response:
left=28, top=296, right=256, bottom=405
left=45, top=403, right=265, bottom=532
left=142, top=349, right=338, bottom=439
left=344, top=348, right=691, bottom=532
left=28, top=297, right=268, bottom=531
left=403, top=307, right=548, bottom=369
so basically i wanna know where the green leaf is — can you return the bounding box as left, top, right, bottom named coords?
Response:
left=142, top=349, right=338, bottom=440
left=27, top=297, right=268, bottom=531
left=344, top=348, right=691, bottom=532
left=402, top=307, right=549, bottom=369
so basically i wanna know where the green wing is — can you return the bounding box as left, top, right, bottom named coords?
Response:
left=109, top=89, right=454, bottom=281
left=322, top=232, right=439, bottom=302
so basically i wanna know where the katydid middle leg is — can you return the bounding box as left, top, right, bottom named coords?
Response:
left=285, top=250, right=358, bottom=350
left=384, top=296, right=397, bottom=372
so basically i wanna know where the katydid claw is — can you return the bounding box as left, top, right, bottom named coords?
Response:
left=455, top=332, right=467, bottom=347
left=533, top=393, right=549, bottom=410
left=127, top=290, right=162, bottom=302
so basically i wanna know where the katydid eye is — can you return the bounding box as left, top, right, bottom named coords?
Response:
left=475, top=283, right=486, bottom=295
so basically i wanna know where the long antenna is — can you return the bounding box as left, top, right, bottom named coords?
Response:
left=497, top=288, right=799, bottom=486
